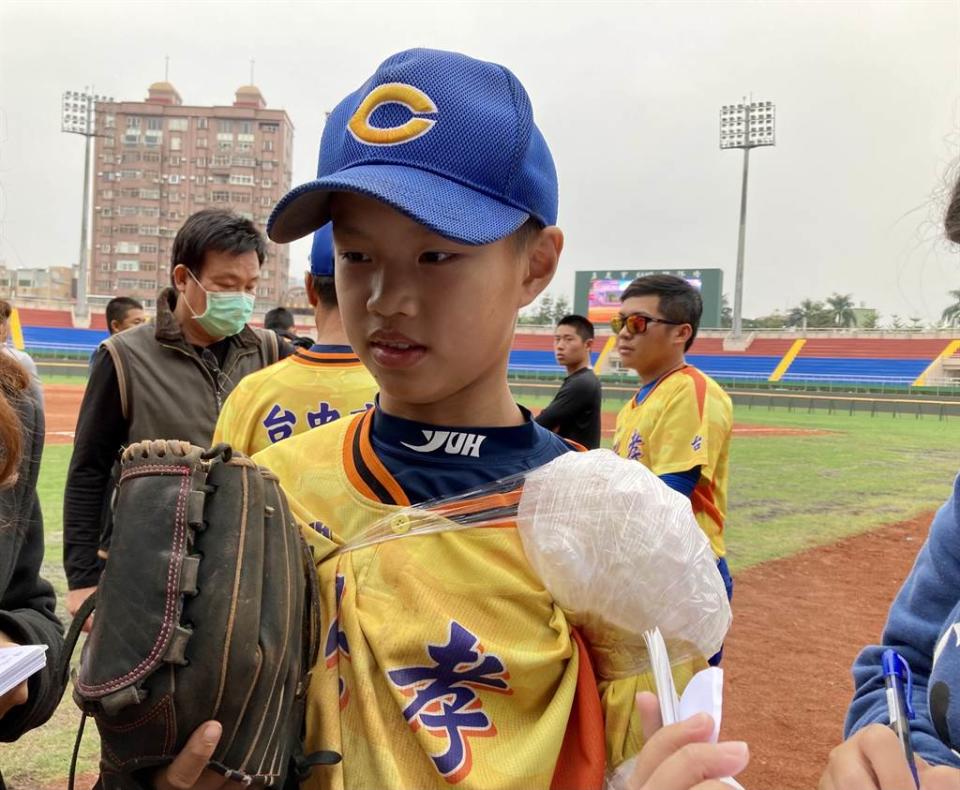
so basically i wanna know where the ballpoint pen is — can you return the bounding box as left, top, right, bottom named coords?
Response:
left=882, top=648, right=920, bottom=789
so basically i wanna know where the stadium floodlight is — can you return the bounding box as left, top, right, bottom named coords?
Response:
left=719, top=98, right=776, bottom=340
left=62, top=89, right=114, bottom=320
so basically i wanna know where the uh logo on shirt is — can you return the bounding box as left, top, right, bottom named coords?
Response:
left=402, top=430, right=487, bottom=458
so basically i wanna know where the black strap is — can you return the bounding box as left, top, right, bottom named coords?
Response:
left=62, top=594, right=98, bottom=790
left=68, top=712, right=89, bottom=790
left=294, top=750, right=342, bottom=782
left=59, top=591, right=98, bottom=690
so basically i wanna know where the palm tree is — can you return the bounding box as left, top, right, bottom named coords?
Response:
left=941, top=289, right=960, bottom=328
left=787, top=300, right=825, bottom=331
left=826, top=293, right=857, bottom=327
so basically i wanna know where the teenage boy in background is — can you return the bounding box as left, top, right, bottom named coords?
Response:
left=214, top=223, right=377, bottom=456
left=535, top=314, right=602, bottom=448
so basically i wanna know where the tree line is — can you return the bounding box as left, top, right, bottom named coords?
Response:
left=519, top=289, right=960, bottom=331
left=723, top=290, right=960, bottom=331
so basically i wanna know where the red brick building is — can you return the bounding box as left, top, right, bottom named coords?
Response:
left=91, top=80, right=293, bottom=309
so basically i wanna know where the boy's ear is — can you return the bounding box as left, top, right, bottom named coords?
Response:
left=518, top=226, right=563, bottom=308
left=304, top=272, right=319, bottom=308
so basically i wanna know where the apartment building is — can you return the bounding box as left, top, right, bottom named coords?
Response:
left=0, top=263, right=77, bottom=302
left=91, top=80, right=293, bottom=308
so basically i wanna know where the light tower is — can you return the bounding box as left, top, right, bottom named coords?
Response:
left=720, top=99, right=776, bottom=339
left=62, top=88, right=113, bottom=319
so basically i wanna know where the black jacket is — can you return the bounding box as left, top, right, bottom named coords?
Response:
left=0, top=386, right=65, bottom=743
left=534, top=367, right=603, bottom=449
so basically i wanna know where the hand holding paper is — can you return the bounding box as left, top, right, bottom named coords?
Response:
left=606, top=630, right=748, bottom=790
left=642, top=629, right=746, bottom=789
left=620, top=700, right=749, bottom=790
left=0, top=643, right=46, bottom=718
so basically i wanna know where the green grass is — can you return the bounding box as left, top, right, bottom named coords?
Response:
left=3, top=402, right=955, bottom=785
left=39, top=374, right=88, bottom=387
left=721, top=408, right=955, bottom=571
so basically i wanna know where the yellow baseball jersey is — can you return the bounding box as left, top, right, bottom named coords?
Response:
left=612, top=365, right=733, bottom=558
left=254, top=410, right=706, bottom=790
left=213, top=344, right=378, bottom=457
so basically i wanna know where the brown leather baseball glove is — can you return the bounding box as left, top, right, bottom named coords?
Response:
left=62, top=440, right=331, bottom=788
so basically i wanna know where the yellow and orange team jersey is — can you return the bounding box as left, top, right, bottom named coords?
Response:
left=254, top=411, right=706, bottom=790
left=213, top=344, right=378, bottom=457
left=611, top=365, right=733, bottom=558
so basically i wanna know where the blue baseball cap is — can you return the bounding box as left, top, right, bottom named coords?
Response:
left=268, top=48, right=558, bottom=245
left=309, top=223, right=335, bottom=276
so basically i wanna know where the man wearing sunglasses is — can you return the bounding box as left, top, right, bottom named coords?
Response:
left=611, top=274, right=734, bottom=664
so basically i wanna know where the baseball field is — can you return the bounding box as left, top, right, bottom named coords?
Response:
left=4, top=379, right=956, bottom=790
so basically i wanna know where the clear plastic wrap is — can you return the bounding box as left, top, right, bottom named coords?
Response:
left=337, top=449, right=731, bottom=678
left=516, top=450, right=731, bottom=676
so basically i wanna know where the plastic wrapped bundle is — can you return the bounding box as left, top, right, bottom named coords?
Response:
left=516, top=449, right=731, bottom=678
left=337, top=448, right=731, bottom=678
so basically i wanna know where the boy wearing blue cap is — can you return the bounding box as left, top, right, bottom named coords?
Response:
left=153, top=49, right=743, bottom=790
left=213, top=224, right=377, bottom=457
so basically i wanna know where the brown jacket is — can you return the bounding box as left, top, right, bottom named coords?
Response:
left=103, top=287, right=279, bottom=448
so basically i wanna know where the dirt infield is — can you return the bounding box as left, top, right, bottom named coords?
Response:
left=731, top=424, right=836, bottom=438
left=44, top=384, right=85, bottom=444
left=722, top=512, right=933, bottom=790
left=48, top=386, right=830, bottom=445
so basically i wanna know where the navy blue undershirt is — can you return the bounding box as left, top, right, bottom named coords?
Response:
left=369, top=405, right=574, bottom=504
left=635, top=378, right=658, bottom=405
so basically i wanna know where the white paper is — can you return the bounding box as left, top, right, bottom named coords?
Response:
left=0, top=644, right=47, bottom=697
left=641, top=628, right=746, bottom=790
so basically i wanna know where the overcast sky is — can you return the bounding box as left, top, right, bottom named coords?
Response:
left=1, top=0, right=958, bottom=322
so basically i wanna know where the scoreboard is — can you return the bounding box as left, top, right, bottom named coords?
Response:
left=573, top=268, right=724, bottom=329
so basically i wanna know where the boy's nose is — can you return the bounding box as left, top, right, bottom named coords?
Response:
left=366, top=265, right=418, bottom=318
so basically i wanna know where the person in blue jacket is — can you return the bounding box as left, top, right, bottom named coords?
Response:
left=819, top=178, right=960, bottom=790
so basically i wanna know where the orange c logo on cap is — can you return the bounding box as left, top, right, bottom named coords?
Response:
left=347, top=83, right=438, bottom=146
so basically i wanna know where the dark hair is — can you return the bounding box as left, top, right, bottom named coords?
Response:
left=557, top=314, right=594, bottom=342
left=264, top=306, right=295, bottom=331
left=0, top=299, right=11, bottom=323
left=170, top=209, right=266, bottom=285
left=0, top=354, right=28, bottom=488
left=947, top=172, right=960, bottom=245
left=512, top=217, right=544, bottom=251
left=621, top=274, right=702, bottom=352
left=309, top=274, right=338, bottom=309
left=105, top=296, right=143, bottom=331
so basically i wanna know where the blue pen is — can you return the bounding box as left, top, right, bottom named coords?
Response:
left=881, top=649, right=920, bottom=789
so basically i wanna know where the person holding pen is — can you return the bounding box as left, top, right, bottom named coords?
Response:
left=819, top=177, right=960, bottom=790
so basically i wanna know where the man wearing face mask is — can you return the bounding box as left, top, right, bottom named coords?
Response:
left=63, top=209, right=289, bottom=622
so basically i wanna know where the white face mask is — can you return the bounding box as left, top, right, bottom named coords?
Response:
left=183, top=270, right=256, bottom=338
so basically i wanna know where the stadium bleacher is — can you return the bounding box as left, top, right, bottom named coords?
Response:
left=10, top=308, right=958, bottom=388
left=781, top=338, right=948, bottom=385
left=687, top=337, right=795, bottom=381
left=509, top=331, right=957, bottom=387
